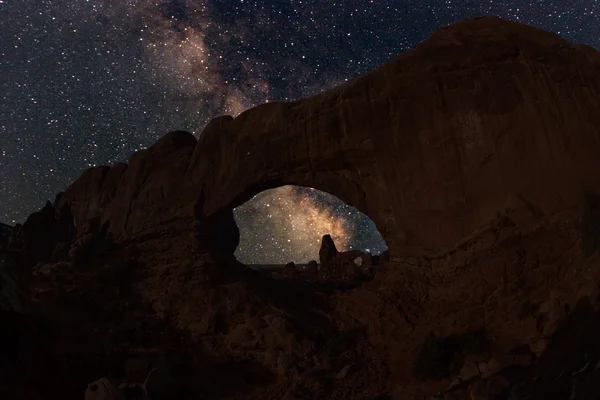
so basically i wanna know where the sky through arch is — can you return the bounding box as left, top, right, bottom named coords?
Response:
left=233, top=185, right=387, bottom=265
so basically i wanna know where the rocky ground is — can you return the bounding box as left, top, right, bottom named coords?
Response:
left=3, top=221, right=600, bottom=400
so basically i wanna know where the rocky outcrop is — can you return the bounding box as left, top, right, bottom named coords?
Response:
left=316, top=235, right=375, bottom=285
left=6, top=16, right=600, bottom=400
left=0, top=222, right=12, bottom=248
left=319, top=234, right=339, bottom=265
left=9, top=200, right=76, bottom=268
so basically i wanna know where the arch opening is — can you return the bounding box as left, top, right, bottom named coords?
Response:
left=232, top=185, right=388, bottom=266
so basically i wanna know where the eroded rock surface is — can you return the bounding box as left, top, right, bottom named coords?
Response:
left=0, top=250, right=30, bottom=313
left=0, top=222, right=12, bottom=248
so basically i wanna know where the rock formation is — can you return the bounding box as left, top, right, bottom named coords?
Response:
left=319, top=234, right=339, bottom=265
left=0, top=222, right=12, bottom=248
left=0, top=250, right=30, bottom=313
left=314, top=234, right=375, bottom=286
left=42, top=17, right=600, bottom=261
left=4, top=16, right=600, bottom=400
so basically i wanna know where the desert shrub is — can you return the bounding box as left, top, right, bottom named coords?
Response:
left=412, top=330, right=486, bottom=380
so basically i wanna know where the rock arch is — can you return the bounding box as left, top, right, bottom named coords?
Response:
left=194, top=171, right=389, bottom=259
left=186, top=106, right=399, bottom=254
left=47, top=17, right=600, bottom=261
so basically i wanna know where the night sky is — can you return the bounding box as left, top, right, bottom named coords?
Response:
left=1, top=1, right=599, bottom=264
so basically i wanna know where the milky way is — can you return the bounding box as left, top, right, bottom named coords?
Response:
left=1, top=0, right=599, bottom=263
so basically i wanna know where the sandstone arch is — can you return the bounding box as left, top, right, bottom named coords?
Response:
left=45, top=16, right=600, bottom=262
left=185, top=110, right=394, bottom=248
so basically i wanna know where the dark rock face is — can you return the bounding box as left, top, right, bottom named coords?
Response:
left=21, top=201, right=57, bottom=267
left=45, top=17, right=600, bottom=260
left=0, top=250, right=30, bottom=313
left=12, top=199, right=76, bottom=268
left=0, top=222, right=12, bottom=248
left=6, top=16, right=600, bottom=400
left=305, top=260, right=318, bottom=275
left=199, top=208, right=240, bottom=254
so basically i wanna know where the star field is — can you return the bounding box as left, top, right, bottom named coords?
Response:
left=1, top=0, right=599, bottom=263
